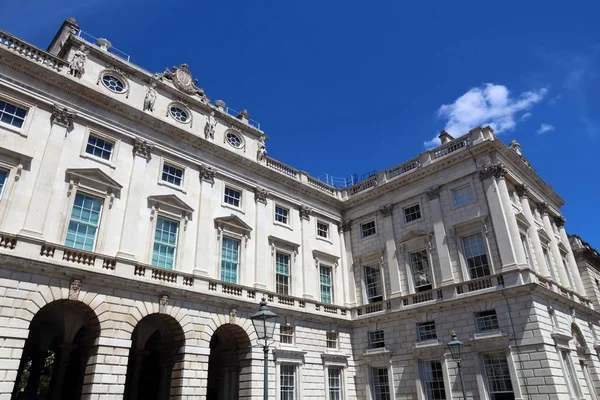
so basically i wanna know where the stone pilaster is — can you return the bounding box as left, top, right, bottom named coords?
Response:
left=117, top=139, right=154, bottom=259
left=253, top=187, right=269, bottom=289
left=193, top=165, right=216, bottom=276
left=339, top=220, right=356, bottom=306
left=556, top=217, right=586, bottom=295
left=20, top=105, right=74, bottom=238
left=299, top=205, right=314, bottom=299
left=426, top=186, right=454, bottom=284
left=539, top=204, right=572, bottom=289
left=516, top=185, right=550, bottom=277
left=379, top=205, right=402, bottom=296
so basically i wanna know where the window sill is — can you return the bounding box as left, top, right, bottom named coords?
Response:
left=402, top=218, right=422, bottom=227
left=158, top=180, right=186, bottom=194
left=316, top=236, right=333, bottom=245
left=79, top=152, right=117, bottom=169
left=473, top=330, right=502, bottom=340
left=452, top=200, right=476, bottom=210
left=0, top=122, right=27, bottom=137
left=273, top=220, right=293, bottom=230
left=415, top=339, right=440, bottom=347
left=221, top=202, right=245, bottom=214
left=360, top=232, right=378, bottom=240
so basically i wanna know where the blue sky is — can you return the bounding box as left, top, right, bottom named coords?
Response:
left=2, top=1, right=599, bottom=248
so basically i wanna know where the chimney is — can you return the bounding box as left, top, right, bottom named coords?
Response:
left=47, top=17, right=79, bottom=56
left=438, top=130, right=454, bottom=145
left=509, top=140, right=522, bottom=156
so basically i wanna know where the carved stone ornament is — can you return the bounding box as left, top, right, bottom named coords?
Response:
left=160, top=64, right=206, bottom=98
left=554, top=215, right=566, bottom=228
left=537, top=202, right=549, bottom=216
left=379, top=204, right=393, bottom=217
left=425, top=185, right=441, bottom=200
left=229, top=308, right=237, bottom=325
left=68, top=45, right=88, bottom=78
left=199, top=164, right=215, bottom=184
left=143, top=83, right=157, bottom=112
left=204, top=111, right=217, bottom=139
left=515, top=184, right=529, bottom=198
left=479, top=163, right=507, bottom=180
left=159, top=295, right=169, bottom=313
left=254, top=186, right=268, bottom=204
left=257, top=136, right=267, bottom=162
left=339, top=220, right=352, bottom=233
left=133, top=139, right=153, bottom=159
left=69, top=279, right=82, bottom=300
left=299, top=205, right=312, bottom=220
left=51, top=104, right=76, bottom=128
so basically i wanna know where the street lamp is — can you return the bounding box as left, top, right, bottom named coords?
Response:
left=250, top=297, right=277, bottom=400
left=447, top=331, right=467, bottom=400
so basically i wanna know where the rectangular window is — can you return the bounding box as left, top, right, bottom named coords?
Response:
left=326, top=332, right=339, bottom=349
left=361, top=220, right=376, bottom=238
left=224, top=186, right=242, bottom=208
left=0, top=100, right=27, bottom=129
left=65, top=193, right=103, bottom=251
left=275, top=252, right=291, bottom=295
left=417, top=321, right=437, bottom=341
left=85, top=134, right=114, bottom=160
left=560, top=350, right=578, bottom=399
left=410, top=250, right=432, bottom=292
left=421, top=360, right=447, bottom=400
left=317, top=221, right=330, bottom=239
left=452, top=185, right=474, bottom=207
left=543, top=248, right=556, bottom=280
left=328, top=368, right=342, bottom=400
left=152, top=217, right=179, bottom=269
left=521, top=235, right=531, bottom=266
left=0, top=169, right=8, bottom=198
left=320, top=265, right=333, bottom=304
left=475, top=310, right=499, bottom=332
left=161, top=163, right=183, bottom=186
left=403, top=204, right=421, bottom=223
left=369, top=330, right=385, bottom=349
left=221, top=237, right=240, bottom=283
left=280, top=325, right=294, bottom=345
left=364, top=266, right=383, bottom=303
left=371, top=368, right=391, bottom=400
left=482, top=353, right=515, bottom=400
left=275, top=205, right=289, bottom=225
left=462, top=233, right=491, bottom=279
left=280, top=365, right=296, bottom=400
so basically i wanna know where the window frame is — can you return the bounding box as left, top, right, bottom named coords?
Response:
left=0, top=168, right=9, bottom=200
left=224, top=129, right=246, bottom=150
left=326, top=331, right=339, bottom=350
left=274, top=203, right=291, bottom=227
left=451, top=183, right=476, bottom=208
left=279, top=325, right=295, bottom=345
left=409, top=249, right=433, bottom=292
left=368, top=330, right=386, bottom=350
left=460, top=231, right=492, bottom=280
left=326, top=367, right=343, bottom=400
left=98, top=70, right=129, bottom=95
left=167, top=102, right=192, bottom=125
left=360, top=220, right=377, bottom=239
left=158, top=157, right=187, bottom=192
left=420, top=359, right=447, bottom=400
left=370, top=367, right=392, bottom=400
left=319, top=264, right=334, bottom=304
left=416, top=321, right=437, bottom=342
left=481, top=352, right=515, bottom=400
left=316, top=219, right=331, bottom=242
left=559, top=350, right=580, bottom=399
left=275, top=250, right=292, bottom=296
left=222, top=183, right=244, bottom=212
left=520, top=233, right=532, bottom=268
left=220, top=235, right=241, bottom=284
left=475, top=310, right=500, bottom=333
left=151, top=215, right=180, bottom=270
left=278, top=364, right=299, bottom=400
left=0, top=94, right=34, bottom=137
left=64, top=191, right=105, bottom=252
left=403, top=203, right=422, bottom=224
left=364, top=265, right=384, bottom=303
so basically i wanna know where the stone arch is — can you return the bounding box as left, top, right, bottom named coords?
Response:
left=11, top=299, right=101, bottom=400
left=123, top=313, right=186, bottom=400
left=201, top=313, right=257, bottom=346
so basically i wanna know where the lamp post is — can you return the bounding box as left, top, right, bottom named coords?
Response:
left=250, top=297, right=278, bottom=400
left=447, top=331, right=467, bottom=400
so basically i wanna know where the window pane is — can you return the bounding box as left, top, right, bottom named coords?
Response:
left=280, top=365, right=295, bottom=400
left=221, top=238, right=240, bottom=283
left=326, top=332, right=338, bottom=349
left=417, top=321, right=437, bottom=341
left=410, top=250, right=432, bottom=291
left=317, top=221, right=329, bottom=238
left=276, top=252, right=290, bottom=295
left=0, top=169, right=8, bottom=197
left=65, top=193, right=103, bottom=251
left=275, top=205, right=289, bottom=224
left=365, top=266, right=383, bottom=303
left=328, top=368, right=341, bottom=400
left=371, top=368, right=391, bottom=400
left=0, top=100, right=27, bottom=129
left=462, top=233, right=490, bottom=279
left=483, top=353, right=514, bottom=398
left=162, top=163, right=183, bottom=186
left=452, top=185, right=474, bottom=207
left=224, top=187, right=241, bottom=207
left=152, top=217, right=178, bottom=269
left=369, top=330, right=385, bottom=349
left=475, top=310, right=499, bottom=332
left=361, top=220, right=376, bottom=237
left=320, top=265, right=333, bottom=304
left=404, top=204, right=421, bottom=223
left=85, top=135, right=114, bottom=160
left=422, top=361, right=447, bottom=400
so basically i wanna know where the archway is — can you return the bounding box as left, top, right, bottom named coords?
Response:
left=11, top=300, right=100, bottom=400
left=123, top=313, right=185, bottom=400
left=207, top=324, right=251, bottom=400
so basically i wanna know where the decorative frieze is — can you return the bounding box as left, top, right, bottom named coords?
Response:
left=199, top=164, right=215, bottom=184
left=51, top=104, right=76, bottom=128
left=425, top=185, right=441, bottom=200
left=379, top=204, right=393, bottom=217
left=478, top=163, right=507, bottom=180
left=299, top=205, right=312, bottom=220
left=254, top=186, right=268, bottom=204
left=133, top=139, right=153, bottom=159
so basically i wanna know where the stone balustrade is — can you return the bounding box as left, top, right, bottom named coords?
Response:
left=0, top=29, right=68, bottom=72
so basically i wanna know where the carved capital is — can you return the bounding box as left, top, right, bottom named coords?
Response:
left=338, top=220, right=352, bottom=233
left=158, top=295, right=169, bottom=313
left=254, top=186, right=268, bottom=204
left=479, top=163, right=507, bottom=180
left=426, top=185, right=441, bottom=200
left=379, top=204, right=393, bottom=217
left=68, top=279, right=81, bottom=300
left=537, top=202, right=549, bottom=216
left=554, top=215, right=566, bottom=228
left=299, top=205, right=312, bottom=220
left=51, top=104, right=76, bottom=128
left=133, top=139, right=153, bottom=159
left=515, top=184, right=529, bottom=198
left=199, top=164, right=215, bottom=184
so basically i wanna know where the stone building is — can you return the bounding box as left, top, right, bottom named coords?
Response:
left=0, top=17, right=598, bottom=400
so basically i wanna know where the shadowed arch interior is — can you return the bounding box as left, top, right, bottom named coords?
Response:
left=123, top=313, right=185, bottom=400
left=207, top=323, right=252, bottom=400
left=11, top=300, right=100, bottom=400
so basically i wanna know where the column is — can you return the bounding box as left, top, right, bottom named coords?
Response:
left=299, top=205, right=314, bottom=299
left=426, top=186, right=454, bottom=284
left=80, top=337, right=131, bottom=400
left=49, top=344, right=75, bottom=400
left=194, top=165, right=216, bottom=276
left=556, top=216, right=586, bottom=295
left=516, top=185, right=550, bottom=277
left=539, top=203, right=572, bottom=289
left=117, top=139, right=153, bottom=259
left=253, top=187, right=269, bottom=289
left=338, top=220, right=355, bottom=306
left=20, top=105, right=74, bottom=237
left=479, top=164, right=523, bottom=271
left=379, top=205, right=402, bottom=296
left=495, top=171, right=528, bottom=267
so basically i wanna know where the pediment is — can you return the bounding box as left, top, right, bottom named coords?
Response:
left=538, top=228, right=551, bottom=244
left=65, top=168, right=122, bottom=192
left=268, top=236, right=300, bottom=250
left=514, top=212, right=530, bottom=229
left=398, top=230, right=431, bottom=244
left=148, top=194, right=194, bottom=214
left=214, top=214, right=252, bottom=232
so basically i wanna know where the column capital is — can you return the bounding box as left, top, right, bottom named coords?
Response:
left=537, top=202, right=549, bottom=215
left=51, top=104, right=76, bottom=128
left=479, top=163, right=507, bottom=180
left=379, top=204, right=393, bottom=217
left=199, top=164, right=215, bottom=184
left=425, top=185, right=441, bottom=200
left=338, top=220, right=352, bottom=232
left=254, top=186, right=268, bottom=204
left=299, top=204, right=312, bottom=220
left=515, top=184, right=529, bottom=198
left=133, top=138, right=153, bottom=159
left=554, top=215, right=566, bottom=228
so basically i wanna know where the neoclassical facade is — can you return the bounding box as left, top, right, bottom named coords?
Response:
left=0, top=18, right=598, bottom=400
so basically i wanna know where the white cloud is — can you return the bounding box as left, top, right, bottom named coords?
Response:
left=521, top=112, right=532, bottom=121
left=537, top=123, right=555, bottom=134
left=424, top=83, right=547, bottom=147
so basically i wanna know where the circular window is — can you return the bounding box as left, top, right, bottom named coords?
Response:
left=169, top=105, right=190, bottom=123
left=226, top=131, right=244, bottom=148
left=102, top=74, right=126, bottom=93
